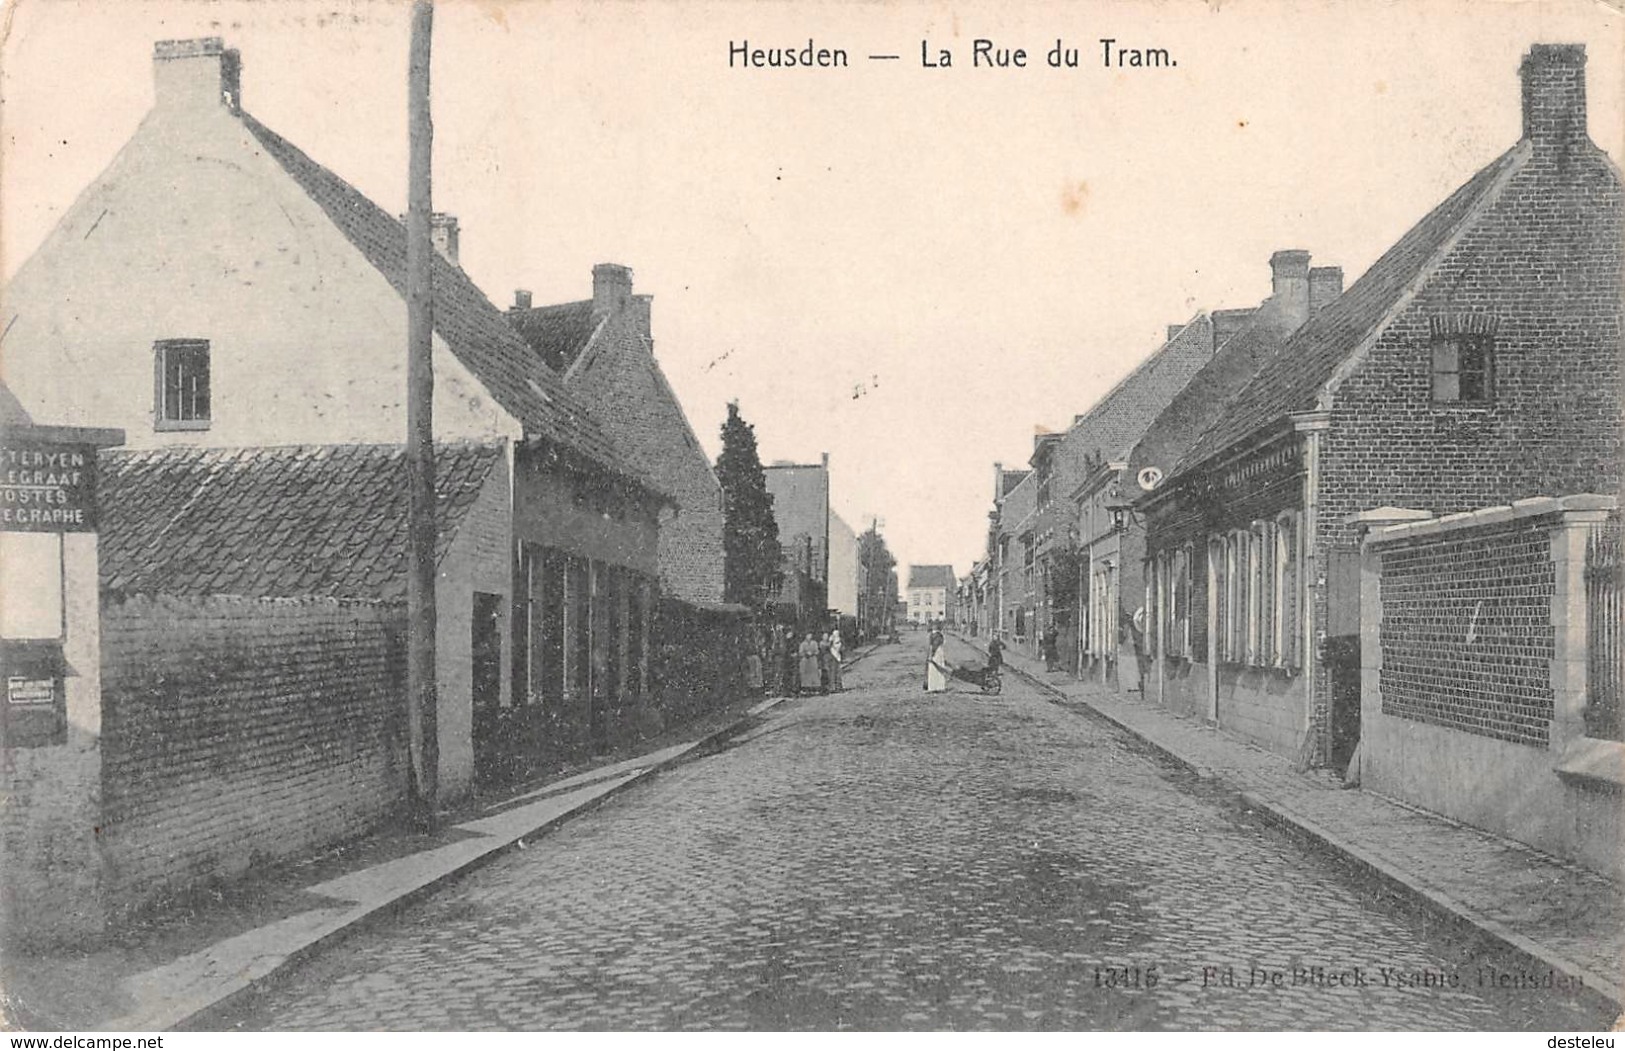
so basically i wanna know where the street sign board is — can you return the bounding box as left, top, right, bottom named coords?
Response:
left=0, top=440, right=97, bottom=533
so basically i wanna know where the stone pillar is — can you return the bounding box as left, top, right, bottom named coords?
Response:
left=1548, top=499, right=1614, bottom=748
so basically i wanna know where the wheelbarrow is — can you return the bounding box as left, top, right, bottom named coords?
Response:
left=950, top=660, right=1003, bottom=695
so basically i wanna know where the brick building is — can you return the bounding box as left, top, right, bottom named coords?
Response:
left=1040, top=306, right=1240, bottom=682
left=508, top=265, right=726, bottom=607
left=763, top=456, right=831, bottom=626
left=1137, top=44, right=1623, bottom=771
left=1127, top=256, right=1341, bottom=719
left=988, top=465, right=1035, bottom=645
left=0, top=38, right=684, bottom=916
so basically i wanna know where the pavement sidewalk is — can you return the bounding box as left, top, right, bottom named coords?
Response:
left=955, top=633, right=1625, bottom=1018
left=2, top=692, right=797, bottom=1033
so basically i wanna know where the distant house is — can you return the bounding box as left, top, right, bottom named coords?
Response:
left=763, top=456, right=831, bottom=625
left=1137, top=44, right=1623, bottom=773
left=906, top=564, right=955, bottom=627
left=0, top=38, right=676, bottom=910
left=507, top=265, right=726, bottom=607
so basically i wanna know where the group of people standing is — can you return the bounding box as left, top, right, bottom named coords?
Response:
left=745, top=624, right=845, bottom=696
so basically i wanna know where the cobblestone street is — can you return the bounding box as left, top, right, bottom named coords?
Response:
left=221, top=640, right=1610, bottom=1031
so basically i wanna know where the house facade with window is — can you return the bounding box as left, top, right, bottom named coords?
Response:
left=0, top=38, right=673, bottom=812
left=989, top=467, right=1036, bottom=644
left=906, top=564, right=955, bottom=627
left=1043, top=306, right=1238, bottom=683
left=1129, top=259, right=1338, bottom=725
left=1137, top=44, right=1624, bottom=770
left=507, top=265, right=726, bottom=608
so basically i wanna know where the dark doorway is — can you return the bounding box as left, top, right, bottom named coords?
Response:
left=1324, top=634, right=1361, bottom=776
left=472, top=591, right=504, bottom=710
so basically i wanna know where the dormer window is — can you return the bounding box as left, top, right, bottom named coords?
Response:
left=155, top=339, right=211, bottom=430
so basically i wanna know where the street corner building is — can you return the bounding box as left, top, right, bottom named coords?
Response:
left=1127, top=44, right=1623, bottom=874
left=0, top=37, right=744, bottom=941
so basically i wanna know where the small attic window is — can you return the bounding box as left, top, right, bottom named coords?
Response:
left=1430, top=334, right=1494, bottom=405
left=1429, top=316, right=1497, bottom=406
left=155, top=339, right=211, bottom=430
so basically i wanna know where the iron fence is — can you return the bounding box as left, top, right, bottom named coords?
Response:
left=1585, top=517, right=1624, bottom=741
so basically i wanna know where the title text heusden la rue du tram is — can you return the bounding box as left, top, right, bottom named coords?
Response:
left=728, top=37, right=1176, bottom=70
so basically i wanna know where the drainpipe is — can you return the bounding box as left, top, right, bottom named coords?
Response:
left=1153, top=553, right=1166, bottom=705
left=1206, top=538, right=1218, bottom=723
left=1291, top=411, right=1332, bottom=768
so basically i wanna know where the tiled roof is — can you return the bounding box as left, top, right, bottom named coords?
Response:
left=98, top=442, right=502, bottom=600
left=907, top=564, right=956, bottom=590
left=1052, top=316, right=1215, bottom=478
left=1128, top=307, right=1296, bottom=497
left=238, top=114, right=652, bottom=491
left=1177, top=145, right=1526, bottom=473
left=0, top=381, right=33, bottom=428
left=509, top=300, right=599, bottom=373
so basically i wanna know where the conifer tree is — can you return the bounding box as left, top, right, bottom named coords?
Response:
left=716, top=401, right=783, bottom=608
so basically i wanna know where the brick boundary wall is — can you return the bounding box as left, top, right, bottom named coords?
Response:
left=1377, top=517, right=1557, bottom=746
left=1361, top=495, right=1622, bottom=874
left=99, top=594, right=408, bottom=917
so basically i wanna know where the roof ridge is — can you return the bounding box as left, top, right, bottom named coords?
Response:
left=1315, top=140, right=1531, bottom=410
left=1170, top=142, right=1529, bottom=476
left=1069, top=310, right=1208, bottom=432
left=235, top=112, right=667, bottom=499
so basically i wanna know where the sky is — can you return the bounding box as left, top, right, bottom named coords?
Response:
left=2, top=0, right=1622, bottom=581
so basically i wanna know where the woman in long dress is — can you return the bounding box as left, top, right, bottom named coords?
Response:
left=926, top=631, right=950, bottom=693
left=797, top=633, right=821, bottom=694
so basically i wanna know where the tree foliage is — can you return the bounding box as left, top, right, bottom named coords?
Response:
left=858, top=523, right=899, bottom=635
left=716, top=401, right=783, bottom=608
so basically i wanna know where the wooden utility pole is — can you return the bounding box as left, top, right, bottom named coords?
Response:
left=405, top=0, right=439, bottom=819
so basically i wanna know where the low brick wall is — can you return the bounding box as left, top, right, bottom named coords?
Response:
left=1378, top=518, right=1556, bottom=746
left=99, top=594, right=408, bottom=916
left=1361, top=496, right=1621, bottom=875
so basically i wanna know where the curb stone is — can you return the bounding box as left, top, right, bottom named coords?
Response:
left=143, top=695, right=791, bottom=1032
left=966, top=637, right=1623, bottom=1019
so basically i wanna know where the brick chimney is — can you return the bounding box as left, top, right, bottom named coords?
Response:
left=512, top=289, right=533, bottom=311
left=1521, top=44, right=1587, bottom=152
left=1212, top=307, right=1256, bottom=351
left=592, top=263, right=633, bottom=319
left=153, top=38, right=241, bottom=114
left=1309, top=266, right=1344, bottom=315
left=429, top=213, right=460, bottom=265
